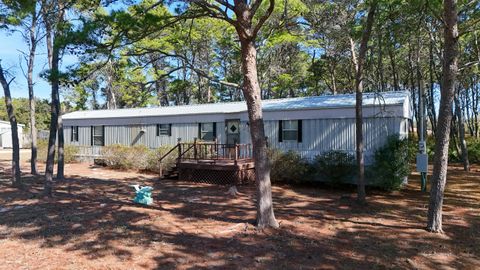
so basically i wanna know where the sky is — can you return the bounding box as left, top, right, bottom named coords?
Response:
left=0, top=23, right=78, bottom=100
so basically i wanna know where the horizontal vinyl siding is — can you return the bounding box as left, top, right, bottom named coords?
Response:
left=264, top=117, right=407, bottom=164
left=64, top=117, right=408, bottom=164
left=65, top=122, right=224, bottom=149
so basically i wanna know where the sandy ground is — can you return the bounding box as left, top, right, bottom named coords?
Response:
left=0, top=149, right=479, bottom=269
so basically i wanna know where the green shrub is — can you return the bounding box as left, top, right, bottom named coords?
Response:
left=101, top=144, right=149, bottom=170
left=370, top=136, right=412, bottom=191
left=269, top=149, right=312, bottom=184
left=467, top=138, right=480, bottom=163
left=101, top=144, right=175, bottom=172
left=37, top=139, right=79, bottom=163
left=146, top=145, right=177, bottom=173
left=313, top=150, right=356, bottom=185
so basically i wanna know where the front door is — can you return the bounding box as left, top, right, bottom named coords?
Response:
left=226, top=119, right=240, bottom=145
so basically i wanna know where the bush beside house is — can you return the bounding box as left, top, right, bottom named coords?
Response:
left=269, top=136, right=414, bottom=190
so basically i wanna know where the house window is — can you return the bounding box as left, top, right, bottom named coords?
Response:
left=92, top=126, right=104, bottom=146
left=199, top=122, right=216, bottom=141
left=71, top=126, right=79, bottom=142
left=279, top=120, right=302, bottom=142
left=156, top=124, right=171, bottom=136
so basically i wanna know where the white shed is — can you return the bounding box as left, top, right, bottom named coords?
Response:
left=0, top=120, right=25, bottom=149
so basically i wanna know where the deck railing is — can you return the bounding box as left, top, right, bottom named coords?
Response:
left=158, top=138, right=253, bottom=176
left=178, top=140, right=253, bottom=163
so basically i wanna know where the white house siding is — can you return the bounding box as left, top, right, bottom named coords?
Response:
left=64, top=117, right=407, bottom=164
left=64, top=121, right=225, bottom=148
left=261, top=117, right=408, bottom=163
left=0, top=121, right=24, bottom=148
left=61, top=92, right=412, bottom=163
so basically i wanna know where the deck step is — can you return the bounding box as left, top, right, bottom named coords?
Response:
left=161, top=166, right=179, bottom=180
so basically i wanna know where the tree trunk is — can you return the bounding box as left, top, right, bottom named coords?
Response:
left=427, top=0, right=458, bottom=233
left=239, top=38, right=279, bottom=229
left=0, top=63, right=22, bottom=187
left=377, top=27, right=385, bottom=92
left=27, top=9, right=38, bottom=175
left=43, top=0, right=63, bottom=195
left=44, top=42, right=60, bottom=197
left=57, top=114, right=64, bottom=179
left=350, top=2, right=377, bottom=204
left=428, top=38, right=437, bottom=134
left=455, top=90, right=469, bottom=171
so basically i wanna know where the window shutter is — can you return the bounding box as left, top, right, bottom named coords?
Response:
left=278, top=120, right=283, bottom=142
left=75, top=127, right=79, bottom=142
left=213, top=122, right=217, bottom=140
left=71, top=127, right=74, bottom=142
left=168, top=124, right=172, bottom=136
left=156, top=124, right=159, bottom=136
left=297, top=120, right=303, bottom=143
left=90, top=126, right=93, bottom=146
left=198, top=123, right=201, bottom=139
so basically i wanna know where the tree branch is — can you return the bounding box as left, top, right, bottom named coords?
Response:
left=252, top=0, right=274, bottom=38
left=190, top=0, right=238, bottom=26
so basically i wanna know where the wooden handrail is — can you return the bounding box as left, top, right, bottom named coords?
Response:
left=177, top=142, right=253, bottom=162
left=178, top=144, right=195, bottom=160
left=159, top=143, right=180, bottom=163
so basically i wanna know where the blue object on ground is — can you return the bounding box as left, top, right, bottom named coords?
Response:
left=131, top=185, right=153, bottom=205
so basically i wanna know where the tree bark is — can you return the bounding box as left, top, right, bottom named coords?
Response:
left=455, top=89, right=469, bottom=171
left=27, top=8, right=39, bottom=175
left=44, top=42, right=60, bottom=197
left=350, top=2, right=377, bottom=204
left=230, top=0, right=279, bottom=228
left=0, top=63, right=22, bottom=187
left=428, top=38, right=437, bottom=134
left=42, top=0, right=64, bottom=196
left=427, top=0, right=458, bottom=233
left=239, top=38, right=279, bottom=229
left=57, top=114, right=64, bottom=179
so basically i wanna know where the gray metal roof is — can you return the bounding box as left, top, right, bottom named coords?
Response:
left=63, top=91, right=410, bottom=120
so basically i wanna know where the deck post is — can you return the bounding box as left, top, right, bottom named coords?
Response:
left=234, top=144, right=238, bottom=165
left=193, top=137, right=198, bottom=161
left=214, top=137, right=218, bottom=162
left=177, top=138, right=182, bottom=164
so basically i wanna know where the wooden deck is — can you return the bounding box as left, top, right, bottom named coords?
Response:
left=160, top=140, right=255, bottom=185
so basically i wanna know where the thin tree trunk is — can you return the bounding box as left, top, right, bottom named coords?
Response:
left=0, top=63, right=22, bottom=187
left=27, top=10, right=38, bottom=175
left=350, top=2, right=377, bottom=204
left=455, top=90, right=469, bottom=171
left=429, top=38, right=437, bottom=134
left=57, top=114, right=64, bottom=179
left=427, top=0, right=458, bottom=233
left=44, top=42, right=60, bottom=197
left=43, top=0, right=64, bottom=196
left=377, top=27, right=385, bottom=91
left=451, top=115, right=461, bottom=158
left=388, top=45, right=399, bottom=91
left=408, top=45, right=420, bottom=138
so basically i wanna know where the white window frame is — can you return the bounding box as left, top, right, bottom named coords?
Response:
left=71, top=126, right=79, bottom=142
left=92, top=126, right=104, bottom=146
left=200, top=123, right=214, bottom=141
left=282, top=120, right=298, bottom=141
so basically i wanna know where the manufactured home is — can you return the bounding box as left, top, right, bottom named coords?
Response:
left=62, top=91, right=411, bottom=164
